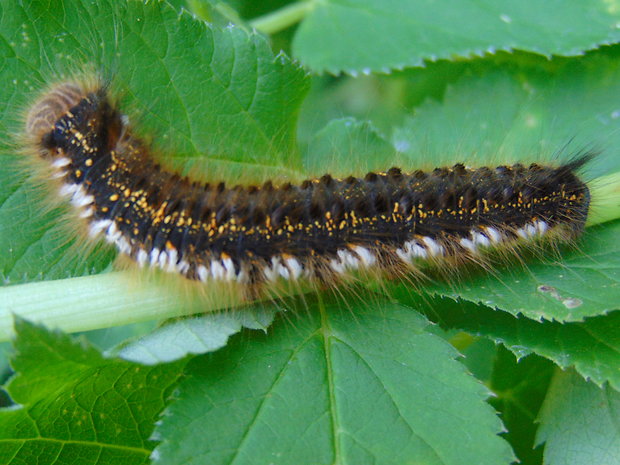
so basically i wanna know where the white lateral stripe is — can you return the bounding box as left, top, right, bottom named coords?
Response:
left=397, top=240, right=426, bottom=262
left=422, top=237, right=443, bottom=256
left=211, top=260, right=225, bottom=280
left=51, top=170, right=66, bottom=179
left=330, top=258, right=346, bottom=274
left=71, top=193, right=94, bottom=208
left=284, top=257, right=303, bottom=280
left=89, top=218, right=112, bottom=236
left=278, top=264, right=290, bottom=280
left=263, top=257, right=281, bottom=281
left=396, top=248, right=410, bottom=262
left=116, top=237, right=131, bottom=255
left=472, top=232, right=491, bottom=247
left=69, top=184, right=86, bottom=202
left=59, top=183, right=79, bottom=197
left=178, top=260, right=190, bottom=274
left=338, top=249, right=359, bottom=269
left=106, top=222, right=121, bottom=243
left=197, top=265, right=209, bottom=282
left=352, top=246, right=376, bottom=266
left=166, top=249, right=178, bottom=272
left=460, top=238, right=476, bottom=252
left=136, top=249, right=148, bottom=267
left=52, top=157, right=71, bottom=168
left=263, top=265, right=278, bottom=282
left=79, top=207, right=94, bottom=218
left=485, top=227, right=502, bottom=243
left=150, top=248, right=161, bottom=266
left=407, top=241, right=428, bottom=258
left=536, top=221, right=549, bottom=235
left=158, top=251, right=168, bottom=269
left=222, top=257, right=236, bottom=281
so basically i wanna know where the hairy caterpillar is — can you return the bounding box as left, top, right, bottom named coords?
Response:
left=24, top=81, right=592, bottom=298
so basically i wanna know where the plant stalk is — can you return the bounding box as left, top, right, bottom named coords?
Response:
left=250, top=1, right=316, bottom=35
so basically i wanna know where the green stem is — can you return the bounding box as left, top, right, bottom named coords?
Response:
left=586, top=172, right=620, bottom=226
left=0, top=269, right=306, bottom=342
left=0, top=272, right=230, bottom=341
left=249, top=1, right=316, bottom=35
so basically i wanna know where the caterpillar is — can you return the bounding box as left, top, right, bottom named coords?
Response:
left=24, top=81, right=592, bottom=297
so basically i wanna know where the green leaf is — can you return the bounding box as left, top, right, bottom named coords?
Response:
left=486, top=348, right=554, bottom=465
left=428, top=220, right=620, bottom=322
left=0, top=162, right=115, bottom=284
left=116, top=304, right=277, bottom=364
left=0, top=318, right=185, bottom=465
left=393, top=57, right=620, bottom=177
left=85, top=321, right=159, bottom=352
left=293, top=0, right=620, bottom=74
left=153, top=298, right=514, bottom=465
left=537, top=369, right=620, bottom=465
left=409, top=295, right=620, bottom=390
left=458, top=336, right=498, bottom=382
left=303, top=117, right=398, bottom=174
left=0, top=0, right=310, bottom=283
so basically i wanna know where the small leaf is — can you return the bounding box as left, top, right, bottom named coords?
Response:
left=0, top=318, right=184, bottom=465
left=116, top=304, right=277, bottom=364
left=537, top=369, right=620, bottom=465
left=293, top=0, right=620, bottom=74
left=153, top=298, right=514, bottom=465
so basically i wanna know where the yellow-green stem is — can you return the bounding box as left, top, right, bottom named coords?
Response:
left=250, top=1, right=316, bottom=35
left=586, top=172, right=620, bottom=226
left=0, top=272, right=205, bottom=341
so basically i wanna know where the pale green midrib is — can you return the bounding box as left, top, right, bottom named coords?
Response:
left=317, top=295, right=341, bottom=464
left=0, top=436, right=150, bottom=455
left=226, top=326, right=321, bottom=465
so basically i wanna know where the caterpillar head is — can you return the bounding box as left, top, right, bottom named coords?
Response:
left=26, top=82, right=85, bottom=146
left=26, top=82, right=124, bottom=161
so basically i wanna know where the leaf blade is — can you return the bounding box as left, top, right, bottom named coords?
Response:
left=411, top=295, right=620, bottom=391
left=293, top=0, right=620, bottom=74
left=0, top=318, right=185, bottom=465
left=537, top=369, right=620, bottom=465
left=153, top=299, right=514, bottom=465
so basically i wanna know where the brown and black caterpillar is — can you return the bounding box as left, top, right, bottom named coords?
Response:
left=24, top=81, right=592, bottom=296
